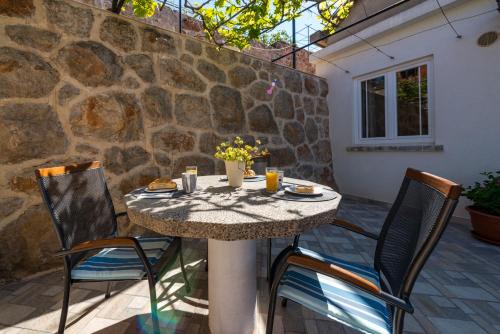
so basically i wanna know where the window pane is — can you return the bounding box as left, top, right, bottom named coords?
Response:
left=397, top=64, right=429, bottom=136
left=361, top=76, right=385, bottom=138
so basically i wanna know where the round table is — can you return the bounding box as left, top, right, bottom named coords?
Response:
left=125, top=175, right=341, bottom=334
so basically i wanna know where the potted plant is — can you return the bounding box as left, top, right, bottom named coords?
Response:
left=214, top=137, right=260, bottom=187
left=463, top=171, right=500, bottom=245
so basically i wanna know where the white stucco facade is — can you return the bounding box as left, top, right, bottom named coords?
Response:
left=313, top=0, right=500, bottom=218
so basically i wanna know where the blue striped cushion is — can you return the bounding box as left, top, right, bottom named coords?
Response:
left=278, top=248, right=392, bottom=334
left=72, top=236, right=174, bottom=281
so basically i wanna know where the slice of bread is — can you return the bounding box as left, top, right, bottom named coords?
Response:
left=244, top=169, right=256, bottom=177
left=295, top=185, right=314, bottom=194
left=148, top=178, right=177, bottom=190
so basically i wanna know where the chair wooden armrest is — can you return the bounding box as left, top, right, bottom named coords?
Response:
left=54, top=237, right=138, bottom=257
left=331, top=218, right=379, bottom=240
left=286, top=254, right=413, bottom=313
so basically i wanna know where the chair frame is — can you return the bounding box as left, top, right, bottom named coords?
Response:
left=266, top=168, right=461, bottom=334
left=35, top=161, right=190, bottom=334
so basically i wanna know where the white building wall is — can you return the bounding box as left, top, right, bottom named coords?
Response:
left=313, top=0, right=500, bottom=218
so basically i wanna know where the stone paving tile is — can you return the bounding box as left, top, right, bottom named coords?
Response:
left=0, top=303, right=37, bottom=326
left=0, top=196, right=499, bottom=333
left=443, top=286, right=496, bottom=301
left=427, top=318, right=488, bottom=334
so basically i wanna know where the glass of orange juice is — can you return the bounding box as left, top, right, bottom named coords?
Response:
left=266, top=167, right=279, bottom=193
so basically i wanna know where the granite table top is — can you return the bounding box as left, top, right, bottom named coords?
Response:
left=124, top=175, right=341, bottom=241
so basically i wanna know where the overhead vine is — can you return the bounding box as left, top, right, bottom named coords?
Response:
left=110, top=0, right=354, bottom=50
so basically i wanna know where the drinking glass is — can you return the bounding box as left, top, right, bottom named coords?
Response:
left=266, top=167, right=279, bottom=193
left=182, top=172, right=197, bottom=193
left=277, top=170, right=284, bottom=189
left=186, top=166, right=198, bottom=175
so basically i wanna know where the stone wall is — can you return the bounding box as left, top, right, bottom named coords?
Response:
left=0, top=0, right=334, bottom=280
left=73, top=0, right=317, bottom=74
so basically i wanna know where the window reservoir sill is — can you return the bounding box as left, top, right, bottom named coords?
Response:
left=346, top=144, right=443, bottom=152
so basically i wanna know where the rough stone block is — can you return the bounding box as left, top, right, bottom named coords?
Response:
left=174, top=94, right=212, bottom=129
left=5, top=25, right=61, bottom=52
left=0, top=104, right=67, bottom=164
left=248, top=105, right=279, bottom=134
left=210, top=85, right=245, bottom=134
left=141, top=86, right=172, bottom=124
left=70, top=92, right=143, bottom=142
left=44, top=0, right=94, bottom=37
left=57, top=41, right=123, bottom=87
left=100, top=16, right=137, bottom=52
left=0, top=47, right=59, bottom=98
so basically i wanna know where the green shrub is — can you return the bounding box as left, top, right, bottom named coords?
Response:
left=463, top=172, right=500, bottom=216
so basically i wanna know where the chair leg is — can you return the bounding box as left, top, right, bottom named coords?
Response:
left=105, top=281, right=112, bottom=299
left=58, top=276, right=71, bottom=334
left=266, top=282, right=279, bottom=334
left=148, top=278, right=160, bottom=334
left=393, top=308, right=406, bottom=334
left=267, top=238, right=272, bottom=281
left=179, top=244, right=191, bottom=293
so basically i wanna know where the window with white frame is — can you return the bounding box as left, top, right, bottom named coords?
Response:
left=355, top=59, right=433, bottom=144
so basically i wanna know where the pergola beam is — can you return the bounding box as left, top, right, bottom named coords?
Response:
left=272, top=0, right=414, bottom=62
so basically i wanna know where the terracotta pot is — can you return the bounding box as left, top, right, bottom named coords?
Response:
left=466, top=206, right=500, bottom=245
left=225, top=160, right=245, bottom=187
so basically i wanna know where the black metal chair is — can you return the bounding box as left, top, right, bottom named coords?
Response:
left=266, top=168, right=461, bottom=334
left=35, top=161, right=190, bottom=334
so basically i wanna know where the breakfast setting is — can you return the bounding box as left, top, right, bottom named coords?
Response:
left=129, top=136, right=337, bottom=203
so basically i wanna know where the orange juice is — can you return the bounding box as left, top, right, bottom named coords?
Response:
left=266, top=170, right=279, bottom=193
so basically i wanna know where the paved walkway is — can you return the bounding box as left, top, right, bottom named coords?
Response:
left=0, top=197, right=499, bottom=333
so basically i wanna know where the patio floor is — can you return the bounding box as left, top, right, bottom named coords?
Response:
left=0, top=196, right=499, bottom=334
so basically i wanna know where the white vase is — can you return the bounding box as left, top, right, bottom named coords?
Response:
left=225, top=160, right=245, bottom=187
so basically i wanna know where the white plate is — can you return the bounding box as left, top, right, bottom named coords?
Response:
left=144, top=187, right=178, bottom=193
left=284, top=185, right=322, bottom=196
left=244, top=175, right=260, bottom=179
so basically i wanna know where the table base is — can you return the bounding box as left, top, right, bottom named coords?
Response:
left=208, top=239, right=256, bottom=334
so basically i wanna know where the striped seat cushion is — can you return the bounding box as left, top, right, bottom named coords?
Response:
left=72, top=236, right=174, bottom=281
left=278, top=248, right=392, bottom=334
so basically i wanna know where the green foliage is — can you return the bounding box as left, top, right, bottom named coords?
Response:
left=119, top=0, right=157, bottom=17
left=463, top=172, right=500, bottom=216
left=189, top=0, right=303, bottom=49
left=214, top=137, right=267, bottom=166
left=188, top=0, right=355, bottom=49
left=258, top=30, right=292, bottom=46
left=317, top=0, right=354, bottom=34
left=118, top=0, right=355, bottom=50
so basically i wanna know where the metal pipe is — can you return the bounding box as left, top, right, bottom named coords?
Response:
left=272, top=0, right=413, bottom=62
left=292, top=17, right=296, bottom=69
left=179, top=0, right=182, bottom=33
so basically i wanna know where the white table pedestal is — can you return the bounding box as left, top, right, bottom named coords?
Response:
left=208, top=239, right=256, bottom=334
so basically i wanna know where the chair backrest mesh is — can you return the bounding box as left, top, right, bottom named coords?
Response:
left=374, top=172, right=458, bottom=297
left=37, top=163, right=117, bottom=253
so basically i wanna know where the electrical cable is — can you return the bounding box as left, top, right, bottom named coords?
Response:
left=435, top=0, right=462, bottom=38
left=345, top=29, right=395, bottom=60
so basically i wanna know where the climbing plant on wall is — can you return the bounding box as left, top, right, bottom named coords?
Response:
left=110, top=0, right=354, bottom=50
